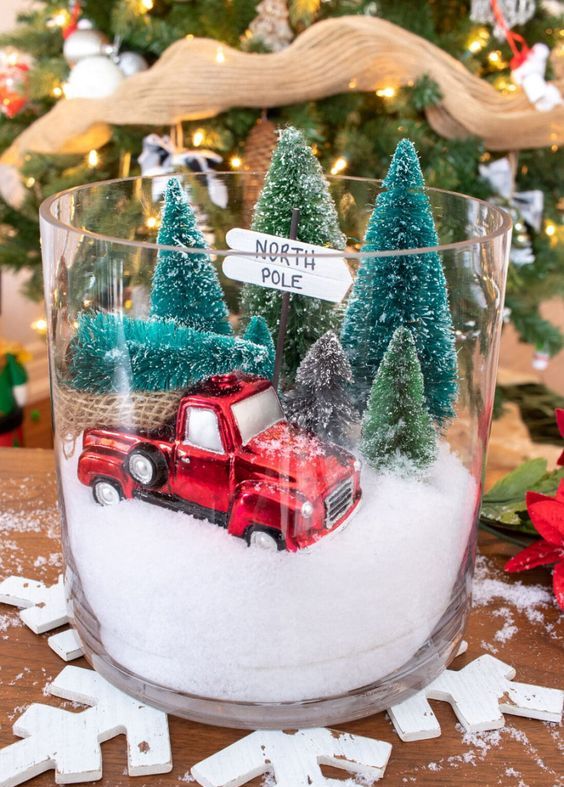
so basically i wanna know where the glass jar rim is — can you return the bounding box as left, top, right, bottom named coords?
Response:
left=39, top=171, right=512, bottom=260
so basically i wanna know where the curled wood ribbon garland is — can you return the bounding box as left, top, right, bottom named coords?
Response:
left=2, top=16, right=563, bottom=166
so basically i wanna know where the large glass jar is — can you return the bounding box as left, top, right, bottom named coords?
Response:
left=39, top=172, right=511, bottom=728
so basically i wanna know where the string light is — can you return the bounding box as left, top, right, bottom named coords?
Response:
left=138, top=0, right=154, bottom=12
left=467, top=27, right=490, bottom=54
left=31, top=318, right=47, bottom=336
left=230, top=155, right=242, bottom=169
left=86, top=149, right=99, bottom=168
left=545, top=221, right=556, bottom=237
left=25, top=177, right=35, bottom=187
left=487, top=50, right=507, bottom=69
left=330, top=157, right=348, bottom=175
left=551, top=144, right=559, bottom=152
left=215, top=46, right=225, bottom=64
left=51, top=85, right=63, bottom=98
left=376, top=86, right=396, bottom=98
left=145, top=215, right=159, bottom=229
left=192, top=129, right=205, bottom=147
left=493, top=75, right=517, bottom=94
left=48, top=9, right=70, bottom=28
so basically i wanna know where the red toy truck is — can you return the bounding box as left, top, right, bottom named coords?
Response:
left=77, top=373, right=362, bottom=551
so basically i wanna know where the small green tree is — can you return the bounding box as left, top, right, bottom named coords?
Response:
left=240, top=126, right=345, bottom=382
left=341, top=139, right=458, bottom=424
left=150, top=178, right=231, bottom=335
left=361, top=327, right=437, bottom=474
left=243, top=316, right=276, bottom=379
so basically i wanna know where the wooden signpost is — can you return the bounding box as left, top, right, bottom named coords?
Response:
left=224, top=215, right=353, bottom=385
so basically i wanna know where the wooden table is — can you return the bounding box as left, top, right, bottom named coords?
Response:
left=0, top=449, right=562, bottom=786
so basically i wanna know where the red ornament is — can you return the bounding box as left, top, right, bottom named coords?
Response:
left=505, top=409, right=564, bottom=610
left=0, top=58, right=29, bottom=119
left=76, top=373, right=362, bottom=552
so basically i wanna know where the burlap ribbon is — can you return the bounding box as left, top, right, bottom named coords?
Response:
left=3, top=16, right=563, bottom=168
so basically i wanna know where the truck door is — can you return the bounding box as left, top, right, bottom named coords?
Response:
left=174, top=405, right=231, bottom=523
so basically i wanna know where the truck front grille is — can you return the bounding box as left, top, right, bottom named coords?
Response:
left=324, top=477, right=354, bottom=529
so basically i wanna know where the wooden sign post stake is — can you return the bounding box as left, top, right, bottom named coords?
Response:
left=272, top=207, right=300, bottom=388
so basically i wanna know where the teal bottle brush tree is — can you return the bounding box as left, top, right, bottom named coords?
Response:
left=241, top=126, right=345, bottom=382
left=67, top=179, right=276, bottom=393
left=341, top=139, right=458, bottom=424
left=361, top=326, right=437, bottom=475
left=151, top=178, right=232, bottom=335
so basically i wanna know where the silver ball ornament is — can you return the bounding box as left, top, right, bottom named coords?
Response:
left=63, top=21, right=110, bottom=67
left=117, top=51, right=149, bottom=77
left=65, top=55, right=125, bottom=99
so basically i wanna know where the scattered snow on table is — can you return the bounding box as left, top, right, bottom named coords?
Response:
left=60, top=442, right=475, bottom=703
left=472, top=554, right=560, bottom=652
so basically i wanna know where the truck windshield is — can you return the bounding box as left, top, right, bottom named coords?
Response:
left=231, top=387, right=284, bottom=445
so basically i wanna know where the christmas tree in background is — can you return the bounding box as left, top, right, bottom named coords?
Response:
left=240, top=125, right=345, bottom=381
left=285, top=331, right=356, bottom=445
left=150, top=178, right=231, bottom=335
left=341, top=139, right=458, bottom=424
left=0, top=0, right=562, bottom=364
left=361, top=326, right=437, bottom=474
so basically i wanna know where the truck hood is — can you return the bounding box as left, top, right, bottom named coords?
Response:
left=242, top=421, right=352, bottom=494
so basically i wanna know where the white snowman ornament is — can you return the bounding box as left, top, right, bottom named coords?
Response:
left=512, top=43, right=563, bottom=112
left=65, top=55, right=125, bottom=99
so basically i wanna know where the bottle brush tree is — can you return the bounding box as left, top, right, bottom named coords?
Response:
left=341, top=139, right=458, bottom=424
left=361, top=326, right=437, bottom=474
left=285, top=331, right=357, bottom=445
left=243, top=315, right=276, bottom=379
left=240, top=126, right=345, bottom=382
left=150, top=178, right=232, bottom=335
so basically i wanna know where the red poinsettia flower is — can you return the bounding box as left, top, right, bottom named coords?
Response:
left=505, top=479, right=564, bottom=610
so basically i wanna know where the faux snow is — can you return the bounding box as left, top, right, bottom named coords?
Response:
left=59, top=442, right=476, bottom=703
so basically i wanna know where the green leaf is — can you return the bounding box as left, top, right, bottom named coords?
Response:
left=483, top=458, right=548, bottom=503
left=480, top=462, right=564, bottom=535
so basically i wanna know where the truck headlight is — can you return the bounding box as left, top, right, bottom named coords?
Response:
left=353, top=459, right=362, bottom=472
left=301, top=501, right=314, bottom=518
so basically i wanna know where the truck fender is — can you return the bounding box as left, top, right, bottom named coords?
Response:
left=227, top=480, right=300, bottom=546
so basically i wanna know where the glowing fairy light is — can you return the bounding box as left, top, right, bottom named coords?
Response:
left=31, top=318, right=47, bottom=335
left=192, top=129, right=205, bottom=147
left=467, top=27, right=490, bottom=54
left=86, top=149, right=99, bottom=168
left=216, top=46, right=226, bottom=64
left=230, top=155, right=242, bottom=169
left=376, top=86, right=396, bottom=98
left=330, top=157, right=348, bottom=175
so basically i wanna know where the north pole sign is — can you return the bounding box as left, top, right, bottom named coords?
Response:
left=223, top=228, right=353, bottom=303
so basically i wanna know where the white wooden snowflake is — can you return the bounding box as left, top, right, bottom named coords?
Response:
left=0, top=666, right=172, bottom=785
left=0, top=575, right=68, bottom=634
left=191, top=727, right=392, bottom=786
left=388, top=654, right=563, bottom=741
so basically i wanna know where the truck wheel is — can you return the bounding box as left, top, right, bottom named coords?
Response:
left=92, top=478, right=123, bottom=506
left=126, top=445, right=168, bottom=488
left=245, top=525, right=285, bottom=551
